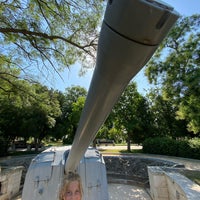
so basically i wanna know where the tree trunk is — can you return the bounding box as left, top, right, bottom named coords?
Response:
left=127, top=133, right=131, bottom=152
left=92, top=138, right=97, bottom=148
left=34, top=137, right=39, bottom=152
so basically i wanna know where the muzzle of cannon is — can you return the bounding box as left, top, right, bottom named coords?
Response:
left=22, top=1, right=179, bottom=199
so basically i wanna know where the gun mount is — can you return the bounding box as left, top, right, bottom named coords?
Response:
left=22, top=1, right=179, bottom=199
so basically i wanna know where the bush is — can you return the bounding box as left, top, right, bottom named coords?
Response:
left=177, top=138, right=200, bottom=159
left=143, top=137, right=200, bottom=159
left=142, top=137, right=178, bottom=156
left=188, top=138, right=200, bottom=159
left=0, top=136, right=8, bottom=157
left=62, top=137, right=73, bottom=145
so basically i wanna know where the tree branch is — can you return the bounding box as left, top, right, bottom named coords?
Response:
left=0, top=27, right=95, bottom=57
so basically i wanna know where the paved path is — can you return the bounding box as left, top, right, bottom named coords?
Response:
left=98, top=145, right=200, bottom=170
left=108, top=184, right=151, bottom=200
left=135, top=153, right=200, bottom=170
left=13, top=184, right=151, bottom=200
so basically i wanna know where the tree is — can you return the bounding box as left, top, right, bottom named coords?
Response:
left=0, top=0, right=104, bottom=86
left=24, top=84, right=62, bottom=150
left=0, top=66, right=35, bottom=146
left=147, top=89, right=189, bottom=138
left=67, top=96, right=86, bottom=143
left=145, top=15, right=200, bottom=134
left=95, top=110, right=116, bottom=139
left=0, top=59, right=30, bottom=97
left=62, top=86, right=87, bottom=144
left=0, top=102, right=23, bottom=142
left=47, top=91, right=67, bottom=140
left=0, top=79, right=62, bottom=152
left=113, top=82, right=153, bottom=151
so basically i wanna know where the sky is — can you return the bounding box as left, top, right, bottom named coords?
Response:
left=47, top=0, right=200, bottom=94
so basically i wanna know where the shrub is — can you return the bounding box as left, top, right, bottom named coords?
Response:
left=143, top=137, right=178, bottom=156
left=143, top=137, right=200, bottom=159
left=0, top=136, right=8, bottom=157
left=188, top=138, right=200, bottom=159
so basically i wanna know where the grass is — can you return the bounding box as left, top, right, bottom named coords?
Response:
left=44, top=141, right=63, bottom=146
left=7, top=144, right=143, bottom=156
left=98, top=148, right=143, bottom=154
left=8, top=150, right=42, bottom=156
left=180, top=170, right=200, bottom=186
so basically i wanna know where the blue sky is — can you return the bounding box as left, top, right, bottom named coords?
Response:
left=48, top=0, right=200, bottom=94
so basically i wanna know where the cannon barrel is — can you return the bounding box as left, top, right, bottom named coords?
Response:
left=65, top=0, right=179, bottom=173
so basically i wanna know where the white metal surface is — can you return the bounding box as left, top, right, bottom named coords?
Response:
left=78, top=148, right=108, bottom=200
left=22, top=147, right=108, bottom=200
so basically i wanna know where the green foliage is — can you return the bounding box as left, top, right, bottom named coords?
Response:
left=113, top=82, right=154, bottom=146
left=96, top=126, right=109, bottom=140
left=0, top=102, right=23, bottom=141
left=61, top=86, right=87, bottom=144
left=0, top=79, right=62, bottom=153
left=70, top=96, right=86, bottom=128
left=178, top=138, right=200, bottom=159
left=0, top=136, right=8, bottom=156
left=147, top=91, right=189, bottom=138
left=143, top=137, right=200, bottom=159
left=181, top=171, right=200, bottom=186
left=0, top=0, right=104, bottom=84
left=108, top=127, right=124, bottom=143
left=62, top=137, right=72, bottom=145
left=145, top=15, right=200, bottom=134
left=143, top=137, right=178, bottom=156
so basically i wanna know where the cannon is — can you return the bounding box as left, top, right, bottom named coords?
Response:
left=22, top=0, right=179, bottom=199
